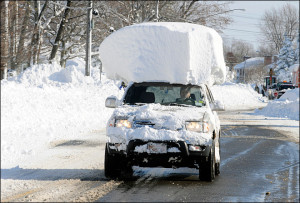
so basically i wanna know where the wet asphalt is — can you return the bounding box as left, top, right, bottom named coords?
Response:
left=97, top=124, right=299, bottom=202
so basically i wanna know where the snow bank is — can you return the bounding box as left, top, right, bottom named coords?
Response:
left=99, top=22, right=226, bottom=86
left=211, top=82, right=267, bottom=110
left=254, top=88, right=299, bottom=120
left=1, top=58, right=123, bottom=168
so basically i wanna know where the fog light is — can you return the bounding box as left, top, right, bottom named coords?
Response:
left=189, top=145, right=206, bottom=151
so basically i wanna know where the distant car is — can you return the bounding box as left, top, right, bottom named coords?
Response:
left=271, top=81, right=295, bottom=99
left=104, top=82, right=224, bottom=182
left=275, top=82, right=295, bottom=99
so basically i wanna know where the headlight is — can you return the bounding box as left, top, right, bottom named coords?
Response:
left=115, top=119, right=132, bottom=128
left=185, top=121, right=209, bottom=133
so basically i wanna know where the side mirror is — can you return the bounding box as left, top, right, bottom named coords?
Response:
left=105, top=96, right=118, bottom=108
left=210, top=100, right=225, bottom=111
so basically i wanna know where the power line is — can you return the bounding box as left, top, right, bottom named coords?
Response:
left=230, top=14, right=299, bottom=24
left=224, top=28, right=263, bottom=34
left=222, top=37, right=261, bottom=44
left=231, top=14, right=261, bottom=21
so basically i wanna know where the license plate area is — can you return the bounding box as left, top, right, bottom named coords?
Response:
left=147, top=142, right=167, bottom=153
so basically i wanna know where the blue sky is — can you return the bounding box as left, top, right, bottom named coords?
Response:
left=220, top=1, right=299, bottom=50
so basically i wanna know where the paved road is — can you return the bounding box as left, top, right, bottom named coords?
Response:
left=1, top=111, right=299, bottom=202
left=98, top=114, right=299, bottom=202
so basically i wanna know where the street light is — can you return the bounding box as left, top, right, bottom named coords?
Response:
left=85, top=0, right=92, bottom=77
left=86, top=1, right=99, bottom=77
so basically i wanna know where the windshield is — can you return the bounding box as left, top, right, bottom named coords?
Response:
left=278, top=84, right=294, bottom=90
left=123, top=83, right=206, bottom=107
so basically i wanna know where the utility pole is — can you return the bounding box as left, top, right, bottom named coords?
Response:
left=155, top=0, right=159, bottom=22
left=85, top=0, right=92, bottom=76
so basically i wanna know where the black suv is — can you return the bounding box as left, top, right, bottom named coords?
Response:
left=275, top=82, right=295, bottom=99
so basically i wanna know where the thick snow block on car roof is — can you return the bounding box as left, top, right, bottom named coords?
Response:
left=99, top=22, right=226, bottom=85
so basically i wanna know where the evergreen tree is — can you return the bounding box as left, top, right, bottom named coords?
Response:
left=275, top=34, right=295, bottom=74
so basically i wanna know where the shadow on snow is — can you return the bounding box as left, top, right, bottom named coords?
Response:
left=1, top=166, right=106, bottom=181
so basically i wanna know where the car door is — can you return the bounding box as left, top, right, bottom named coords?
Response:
left=204, top=85, right=221, bottom=135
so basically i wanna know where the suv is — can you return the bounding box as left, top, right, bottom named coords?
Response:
left=104, top=82, right=224, bottom=181
left=275, top=82, right=295, bottom=99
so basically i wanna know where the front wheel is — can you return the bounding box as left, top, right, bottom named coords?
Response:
left=104, top=144, right=133, bottom=180
left=215, top=137, right=220, bottom=176
left=199, top=148, right=216, bottom=182
left=104, top=144, right=121, bottom=179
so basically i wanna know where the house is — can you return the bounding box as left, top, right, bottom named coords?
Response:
left=234, top=56, right=277, bottom=83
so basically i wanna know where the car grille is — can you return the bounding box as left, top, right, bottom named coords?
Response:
left=133, top=120, right=155, bottom=128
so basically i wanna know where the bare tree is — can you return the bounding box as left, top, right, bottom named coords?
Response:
left=49, top=0, right=72, bottom=62
left=8, top=1, right=19, bottom=70
left=160, top=1, right=233, bottom=32
left=244, top=64, right=268, bottom=84
left=27, top=0, right=50, bottom=65
left=4, top=0, right=235, bottom=74
left=256, top=44, right=277, bottom=57
left=259, top=3, right=299, bottom=53
left=16, top=1, right=31, bottom=70
left=93, top=1, right=233, bottom=46
left=1, top=1, right=9, bottom=79
left=224, top=39, right=255, bottom=63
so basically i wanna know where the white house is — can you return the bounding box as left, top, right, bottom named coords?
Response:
left=234, top=57, right=264, bottom=83
left=234, top=56, right=277, bottom=83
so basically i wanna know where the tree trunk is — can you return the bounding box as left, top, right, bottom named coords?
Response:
left=49, top=0, right=72, bottom=62
left=27, top=0, right=39, bottom=65
left=16, top=1, right=30, bottom=71
left=1, top=1, right=9, bottom=80
left=9, top=2, right=16, bottom=69
left=28, top=0, right=48, bottom=65
left=60, top=40, right=66, bottom=68
left=32, top=0, right=40, bottom=64
left=15, top=1, right=18, bottom=57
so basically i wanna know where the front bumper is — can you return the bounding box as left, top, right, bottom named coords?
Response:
left=107, top=139, right=211, bottom=168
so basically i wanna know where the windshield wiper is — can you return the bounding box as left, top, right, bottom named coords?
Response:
left=166, top=103, right=192, bottom=107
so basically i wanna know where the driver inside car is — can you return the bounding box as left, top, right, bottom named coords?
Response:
left=176, top=87, right=195, bottom=105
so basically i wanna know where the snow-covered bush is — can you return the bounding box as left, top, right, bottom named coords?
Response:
left=275, top=34, right=296, bottom=82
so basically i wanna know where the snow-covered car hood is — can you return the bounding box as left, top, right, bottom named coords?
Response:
left=112, top=103, right=207, bottom=130
left=107, top=104, right=212, bottom=145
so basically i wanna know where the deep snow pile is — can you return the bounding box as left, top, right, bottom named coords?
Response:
left=99, top=22, right=226, bottom=86
left=254, top=88, right=299, bottom=120
left=211, top=82, right=267, bottom=110
left=1, top=58, right=123, bottom=168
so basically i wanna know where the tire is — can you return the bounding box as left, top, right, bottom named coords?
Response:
left=104, top=144, right=121, bottom=179
left=199, top=147, right=216, bottom=182
left=120, top=163, right=134, bottom=181
left=104, top=143, right=133, bottom=180
left=215, top=162, right=220, bottom=176
left=215, top=137, right=220, bottom=176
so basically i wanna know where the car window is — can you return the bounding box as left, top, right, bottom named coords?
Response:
left=123, top=83, right=206, bottom=107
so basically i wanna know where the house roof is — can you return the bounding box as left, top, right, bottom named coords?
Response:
left=233, top=57, right=264, bottom=70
